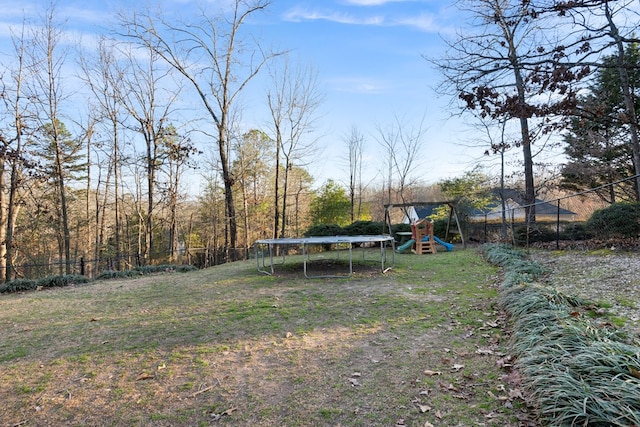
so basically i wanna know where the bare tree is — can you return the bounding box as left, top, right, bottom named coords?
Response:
left=375, top=114, right=426, bottom=209
left=78, top=37, right=127, bottom=268
left=0, top=21, right=36, bottom=282
left=232, top=129, right=274, bottom=250
left=266, top=57, right=324, bottom=238
left=120, top=0, right=278, bottom=260
left=29, top=4, right=78, bottom=274
left=159, top=125, right=199, bottom=261
left=116, top=42, right=181, bottom=263
left=344, top=125, right=365, bottom=222
left=434, top=0, right=585, bottom=219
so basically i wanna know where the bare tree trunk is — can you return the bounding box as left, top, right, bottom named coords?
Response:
left=36, top=6, right=73, bottom=274
left=345, top=126, right=364, bottom=223
left=267, top=58, right=323, bottom=237
left=273, top=133, right=281, bottom=239
left=3, top=25, right=29, bottom=282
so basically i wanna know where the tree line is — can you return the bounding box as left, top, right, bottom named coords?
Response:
left=0, top=1, right=434, bottom=282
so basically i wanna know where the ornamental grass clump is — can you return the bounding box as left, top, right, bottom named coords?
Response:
left=484, top=244, right=640, bottom=427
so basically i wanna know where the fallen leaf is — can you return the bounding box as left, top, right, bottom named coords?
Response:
left=135, top=373, right=154, bottom=381
left=439, top=382, right=459, bottom=392
left=496, top=356, right=513, bottom=369
left=424, top=422, right=435, bottom=427
left=435, top=410, right=443, bottom=419
left=452, top=364, right=464, bottom=372
left=423, top=369, right=441, bottom=376
left=509, top=388, right=524, bottom=400
left=418, top=404, right=431, bottom=413
left=475, top=348, right=493, bottom=355
left=349, top=378, right=361, bottom=387
left=630, top=366, right=640, bottom=379
left=210, top=407, right=237, bottom=421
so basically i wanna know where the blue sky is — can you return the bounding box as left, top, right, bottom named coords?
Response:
left=0, top=0, right=497, bottom=189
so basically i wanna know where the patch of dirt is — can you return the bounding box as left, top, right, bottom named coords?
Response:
left=272, top=258, right=385, bottom=278
left=530, top=250, right=640, bottom=338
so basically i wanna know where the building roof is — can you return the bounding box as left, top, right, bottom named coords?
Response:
left=472, top=189, right=577, bottom=218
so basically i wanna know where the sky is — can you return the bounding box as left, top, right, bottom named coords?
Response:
left=0, top=0, right=506, bottom=190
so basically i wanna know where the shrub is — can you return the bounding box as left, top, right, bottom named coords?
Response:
left=304, top=224, right=344, bottom=237
left=342, top=220, right=386, bottom=235
left=2, top=279, right=38, bottom=293
left=391, top=223, right=411, bottom=234
left=560, top=223, right=593, bottom=241
left=175, top=265, right=198, bottom=273
left=97, top=270, right=136, bottom=280
left=97, top=264, right=197, bottom=281
left=586, top=202, right=640, bottom=238
left=514, top=225, right=557, bottom=244
left=484, top=243, right=640, bottom=427
left=38, top=274, right=90, bottom=288
left=432, top=219, right=450, bottom=239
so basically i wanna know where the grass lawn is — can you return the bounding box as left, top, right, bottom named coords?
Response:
left=0, top=248, right=532, bottom=426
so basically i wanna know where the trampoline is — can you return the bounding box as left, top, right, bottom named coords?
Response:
left=254, top=235, right=395, bottom=278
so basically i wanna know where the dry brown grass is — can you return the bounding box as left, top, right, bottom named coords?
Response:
left=0, top=249, right=534, bottom=426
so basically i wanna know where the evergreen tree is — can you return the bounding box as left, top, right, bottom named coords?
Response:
left=561, top=44, right=640, bottom=202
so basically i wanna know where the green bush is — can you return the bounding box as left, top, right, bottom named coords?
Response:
left=586, top=202, right=640, bottom=238
left=432, top=219, right=449, bottom=238
left=560, top=223, right=593, bottom=240
left=175, top=265, right=198, bottom=273
left=38, top=274, right=90, bottom=288
left=1, top=275, right=90, bottom=293
left=2, top=279, right=38, bottom=293
left=305, top=221, right=411, bottom=238
left=342, top=220, right=386, bottom=235
left=304, top=224, right=345, bottom=237
left=514, top=225, right=557, bottom=244
left=390, top=223, right=411, bottom=234
left=97, top=270, right=136, bottom=280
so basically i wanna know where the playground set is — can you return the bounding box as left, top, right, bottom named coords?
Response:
left=395, top=218, right=454, bottom=254
left=383, top=202, right=462, bottom=255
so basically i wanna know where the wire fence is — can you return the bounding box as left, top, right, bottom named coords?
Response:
left=469, top=175, right=640, bottom=250
left=0, top=246, right=255, bottom=283
left=3, top=176, right=638, bottom=283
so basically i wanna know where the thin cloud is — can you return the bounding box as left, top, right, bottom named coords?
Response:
left=329, top=77, right=389, bottom=94
left=393, top=13, right=439, bottom=32
left=284, top=7, right=384, bottom=25
left=284, top=6, right=446, bottom=33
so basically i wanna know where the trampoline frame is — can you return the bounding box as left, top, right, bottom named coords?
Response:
left=254, top=235, right=395, bottom=278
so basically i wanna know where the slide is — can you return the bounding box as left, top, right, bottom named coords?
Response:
left=396, top=239, right=415, bottom=253
left=432, top=236, right=454, bottom=251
